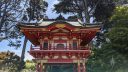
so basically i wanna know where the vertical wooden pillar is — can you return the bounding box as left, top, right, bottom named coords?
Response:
left=36, top=63, right=38, bottom=72
left=83, top=58, right=86, bottom=72
left=69, top=31, right=72, bottom=50
left=51, top=40, right=53, bottom=50
left=53, top=40, right=55, bottom=50
left=40, top=63, right=43, bottom=72
left=69, top=43, right=71, bottom=50
left=78, top=38, right=81, bottom=50
left=82, top=63, right=86, bottom=72
left=42, top=40, right=44, bottom=50
left=49, top=40, right=51, bottom=50
left=49, top=33, right=52, bottom=50
left=67, top=41, right=69, bottom=50
left=73, top=63, right=77, bottom=72
left=41, top=62, right=44, bottom=72
left=40, top=39, right=43, bottom=50
left=66, top=41, right=67, bottom=50
left=77, top=60, right=81, bottom=72
left=36, top=62, right=44, bottom=72
left=36, top=63, right=40, bottom=72
left=69, top=39, right=72, bottom=50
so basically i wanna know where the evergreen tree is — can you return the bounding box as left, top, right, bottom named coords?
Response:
left=54, top=0, right=115, bottom=23
left=0, top=51, right=21, bottom=72
left=87, top=5, right=128, bottom=72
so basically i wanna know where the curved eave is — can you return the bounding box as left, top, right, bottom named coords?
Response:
left=80, top=28, right=100, bottom=46
left=23, top=31, right=40, bottom=45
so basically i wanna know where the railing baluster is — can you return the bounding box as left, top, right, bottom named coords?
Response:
left=30, top=45, right=91, bottom=51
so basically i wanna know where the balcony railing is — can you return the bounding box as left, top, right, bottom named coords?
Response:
left=30, top=45, right=90, bottom=51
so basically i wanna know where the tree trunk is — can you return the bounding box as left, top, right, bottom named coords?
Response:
left=19, top=37, right=28, bottom=70
left=83, top=0, right=90, bottom=23
left=0, top=3, right=8, bottom=32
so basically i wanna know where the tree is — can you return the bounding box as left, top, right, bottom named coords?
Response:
left=0, top=0, right=30, bottom=48
left=106, top=6, right=128, bottom=59
left=22, top=0, right=48, bottom=22
left=19, top=37, right=28, bottom=70
left=20, top=0, right=48, bottom=70
left=0, top=0, right=21, bottom=31
left=0, top=0, right=48, bottom=71
left=54, top=0, right=115, bottom=23
left=87, top=6, right=128, bottom=72
left=0, top=0, right=48, bottom=44
left=0, top=51, right=21, bottom=72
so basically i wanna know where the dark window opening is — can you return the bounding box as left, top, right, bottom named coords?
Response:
left=56, top=44, right=64, bottom=50
left=73, top=42, right=77, bottom=50
left=43, top=41, right=48, bottom=50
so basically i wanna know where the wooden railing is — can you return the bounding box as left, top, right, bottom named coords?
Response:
left=30, top=45, right=90, bottom=51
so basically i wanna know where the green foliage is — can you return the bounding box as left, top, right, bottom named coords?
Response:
left=107, top=6, right=128, bottom=56
left=87, top=45, right=128, bottom=72
left=110, top=6, right=128, bottom=27
left=111, top=6, right=128, bottom=20
left=54, top=0, right=115, bottom=22
left=0, top=51, right=22, bottom=72
left=87, top=5, right=128, bottom=72
left=94, top=0, right=115, bottom=22
left=25, top=60, right=35, bottom=70
left=23, top=0, right=48, bottom=21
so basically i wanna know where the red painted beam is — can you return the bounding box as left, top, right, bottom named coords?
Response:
left=48, top=59, right=73, bottom=63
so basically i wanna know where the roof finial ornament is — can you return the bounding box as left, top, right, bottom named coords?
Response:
left=77, top=18, right=84, bottom=25
left=56, top=14, right=65, bottom=21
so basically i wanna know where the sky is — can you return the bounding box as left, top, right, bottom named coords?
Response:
left=0, top=0, right=69, bottom=60
left=46, top=0, right=59, bottom=18
left=46, top=0, right=72, bottom=19
left=0, top=37, right=33, bottom=60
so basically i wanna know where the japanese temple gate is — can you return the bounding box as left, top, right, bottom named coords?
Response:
left=19, top=20, right=100, bottom=72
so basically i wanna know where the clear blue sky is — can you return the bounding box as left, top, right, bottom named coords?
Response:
left=0, top=0, right=71, bottom=60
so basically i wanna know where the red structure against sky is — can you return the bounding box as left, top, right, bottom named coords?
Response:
left=19, top=21, right=100, bottom=72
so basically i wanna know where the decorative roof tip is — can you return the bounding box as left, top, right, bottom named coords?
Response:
left=77, top=19, right=84, bottom=25
left=56, top=14, right=65, bottom=20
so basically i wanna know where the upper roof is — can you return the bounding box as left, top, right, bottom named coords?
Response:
left=20, top=21, right=81, bottom=26
left=19, top=20, right=101, bottom=28
left=39, top=21, right=82, bottom=26
left=19, top=20, right=101, bottom=46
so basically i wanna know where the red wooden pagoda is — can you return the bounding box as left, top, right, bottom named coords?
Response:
left=19, top=20, right=100, bottom=72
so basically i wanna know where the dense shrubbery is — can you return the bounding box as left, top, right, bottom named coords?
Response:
left=87, top=6, right=128, bottom=72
